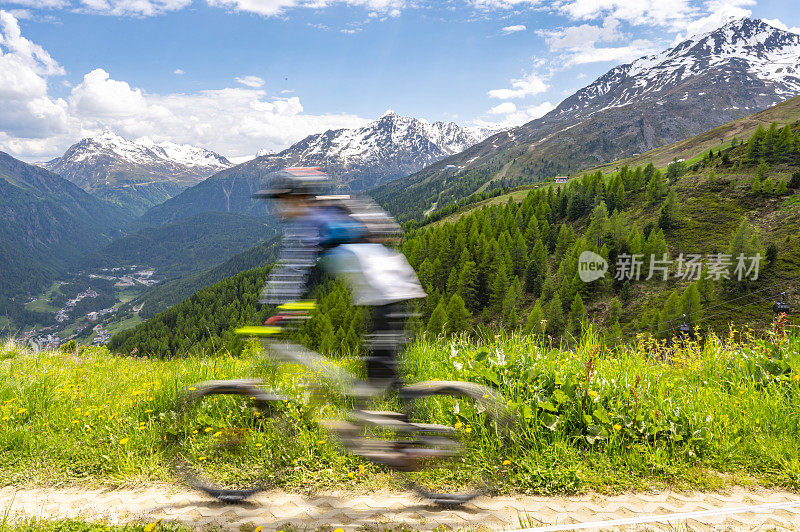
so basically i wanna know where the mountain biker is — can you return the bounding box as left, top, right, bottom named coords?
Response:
left=255, top=167, right=426, bottom=392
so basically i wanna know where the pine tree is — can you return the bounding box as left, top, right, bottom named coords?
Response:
left=569, top=294, right=587, bottom=339
left=658, top=188, right=680, bottom=229
left=751, top=177, right=762, bottom=194
left=608, top=296, right=622, bottom=324
left=445, top=294, right=471, bottom=335
left=427, top=300, right=446, bottom=336
left=489, top=260, right=510, bottom=312
left=762, top=176, right=775, bottom=195
left=756, top=161, right=769, bottom=180
left=679, top=283, right=702, bottom=322
left=525, top=300, right=546, bottom=335
left=546, top=294, right=564, bottom=336
left=775, top=178, right=788, bottom=195
left=790, top=171, right=800, bottom=189
left=657, top=290, right=680, bottom=339
left=524, top=240, right=547, bottom=295
left=456, top=260, right=478, bottom=311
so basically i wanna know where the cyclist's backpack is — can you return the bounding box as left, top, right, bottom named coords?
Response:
left=315, top=195, right=403, bottom=243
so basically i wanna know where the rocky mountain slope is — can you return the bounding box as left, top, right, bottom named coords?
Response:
left=374, top=17, right=800, bottom=221
left=40, top=131, right=233, bottom=214
left=136, top=112, right=495, bottom=227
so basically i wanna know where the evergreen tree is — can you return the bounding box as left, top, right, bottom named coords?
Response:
left=751, top=177, right=762, bottom=194
left=569, top=293, right=587, bottom=338
left=775, top=178, right=788, bottom=195
left=762, top=176, right=775, bottom=195
left=489, top=260, right=510, bottom=312
left=657, top=290, right=681, bottom=338
left=456, top=260, right=478, bottom=311
left=725, top=218, right=765, bottom=289
left=658, top=188, right=680, bottom=229
left=790, top=171, right=800, bottom=189
left=427, top=300, right=446, bottom=336
left=756, top=161, right=769, bottom=180
left=608, top=296, right=622, bottom=324
left=546, top=294, right=564, bottom=336
left=525, top=300, right=546, bottom=335
left=524, top=240, right=547, bottom=294
left=679, top=283, right=702, bottom=322
left=445, top=294, right=471, bottom=335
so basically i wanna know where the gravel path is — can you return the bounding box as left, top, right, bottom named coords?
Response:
left=2, top=485, right=800, bottom=531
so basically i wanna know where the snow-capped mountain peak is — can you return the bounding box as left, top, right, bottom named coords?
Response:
left=555, top=17, right=800, bottom=119
left=245, top=111, right=499, bottom=191
left=39, top=132, right=233, bottom=213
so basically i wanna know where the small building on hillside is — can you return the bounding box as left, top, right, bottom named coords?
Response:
left=554, top=175, right=570, bottom=184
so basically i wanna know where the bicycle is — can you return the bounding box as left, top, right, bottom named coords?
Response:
left=162, top=303, right=512, bottom=507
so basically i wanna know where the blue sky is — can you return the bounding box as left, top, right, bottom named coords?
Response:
left=1, top=0, right=798, bottom=161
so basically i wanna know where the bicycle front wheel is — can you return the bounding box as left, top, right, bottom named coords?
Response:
left=162, top=379, right=288, bottom=503
left=399, top=381, right=512, bottom=506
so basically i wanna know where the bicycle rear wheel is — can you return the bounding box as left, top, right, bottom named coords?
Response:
left=399, top=381, right=512, bottom=506
left=162, top=380, right=287, bottom=503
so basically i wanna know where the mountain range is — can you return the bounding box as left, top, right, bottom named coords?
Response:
left=374, top=17, right=800, bottom=220
left=40, top=131, right=233, bottom=214
left=135, top=112, right=496, bottom=227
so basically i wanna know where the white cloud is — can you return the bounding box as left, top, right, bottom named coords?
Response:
left=205, top=0, right=405, bottom=17
left=3, top=0, right=69, bottom=7
left=489, top=102, right=517, bottom=114
left=672, top=0, right=752, bottom=43
left=173, top=68, right=185, bottom=74
left=470, top=0, right=538, bottom=9
left=235, top=75, right=265, bottom=87
left=488, top=71, right=548, bottom=99
left=556, top=0, right=698, bottom=30
left=565, top=39, right=656, bottom=65
left=78, top=0, right=192, bottom=16
left=540, top=17, right=621, bottom=49
left=474, top=101, right=556, bottom=129
left=0, top=10, right=68, bottom=139
left=501, top=24, right=526, bottom=33
left=762, top=18, right=800, bottom=35
left=0, top=11, right=370, bottom=160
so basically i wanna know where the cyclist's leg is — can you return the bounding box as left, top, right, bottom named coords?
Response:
left=365, top=302, right=405, bottom=389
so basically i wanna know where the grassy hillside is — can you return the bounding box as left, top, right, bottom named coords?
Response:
left=4, top=328, right=800, bottom=494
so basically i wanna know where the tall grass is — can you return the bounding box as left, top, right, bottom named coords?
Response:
left=1, top=325, right=800, bottom=494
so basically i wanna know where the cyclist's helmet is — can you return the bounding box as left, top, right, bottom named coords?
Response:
left=254, top=167, right=329, bottom=199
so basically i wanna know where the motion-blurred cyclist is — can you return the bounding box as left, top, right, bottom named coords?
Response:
left=255, top=167, right=425, bottom=392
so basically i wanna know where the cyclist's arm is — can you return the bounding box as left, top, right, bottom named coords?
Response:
left=259, top=221, right=320, bottom=305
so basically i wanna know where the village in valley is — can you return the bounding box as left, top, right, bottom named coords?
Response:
left=19, top=266, right=159, bottom=350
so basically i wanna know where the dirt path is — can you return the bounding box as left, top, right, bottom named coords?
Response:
left=2, top=485, right=800, bottom=531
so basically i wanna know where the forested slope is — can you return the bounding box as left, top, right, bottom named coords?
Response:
left=110, top=119, right=800, bottom=357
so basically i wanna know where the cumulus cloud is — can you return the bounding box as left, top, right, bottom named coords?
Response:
left=173, top=68, right=185, bottom=74
left=0, top=10, right=68, bottom=138
left=556, top=0, right=698, bottom=30
left=78, top=0, right=192, bottom=16
left=489, top=102, right=517, bottom=114
left=501, top=24, right=526, bottom=33
left=0, top=11, right=369, bottom=160
left=540, top=17, right=621, bottom=49
left=474, top=101, right=556, bottom=129
left=488, top=71, right=549, bottom=99
left=762, top=17, right=800, bottom=35
left=235, top=75, right=265, bottom=88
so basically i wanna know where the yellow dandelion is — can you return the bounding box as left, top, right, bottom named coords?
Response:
left=358, top=464, right=365, bottom=474
left=144, top=409, right=153, bottom=413
left=614, top=424, right=622, bottom=431
left=502, top=459, right=511, bottom=466
left=17, top=408, right=27, bottom=415
left=334, top=528, right=345, bottom=532
left=255, top=527, right=263, bottom=532
left=2, top=417, right=8, bottom=421
left=188, top=387, right=197, bottom=391
left=347, top=472, right=354, bottom=478
left=204, top=427, right=213, bottom=433
left=192, top=430, right=198, bottom=434
left=794, top=375, right=800, bottom=381
left=454, top=422, right=463, bottom=429
left=482, top=394, right=489, bottom=398
left=465, top=427, right=472, bottom=434
left=198, top=456, right=207, bottom=461
left=119, top=438, right=129, bottom=445
left=255, top=443, right=263, bottom=448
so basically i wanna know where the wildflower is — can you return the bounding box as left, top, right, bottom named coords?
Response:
left=587, top=390, right=598, bottom=399
left=143, top=518, right=163, bottom=532
left=16, top=408, right=27, bottom=415
left=358, top=464, right=365, bottom=474
left=144, top=409, right=153, bottom=413
left=198, top=456, right=207, bottom=461
left=465, top=427, right=472, bottom=434
left=204, top=427, right=213, bottom=432
left=502, top=460, right=511, bottom=466
left=255, top=443, right=262, bottom=448
left=192, top=430, right=198, bottom=434
left=119, top=438, right=129, bottom=445
left=347, top=472, right=354, bottom=478
left=454, top=422, right=463, bottom=429
left=255, top=527, right=263, bottom=532
left=334, top=529, right=345, bottom=532
left=188, top=387, right=197, bottom=391
left=613, top=424, right=622, bottom=431
left=794, top=375, right=800, bottom=381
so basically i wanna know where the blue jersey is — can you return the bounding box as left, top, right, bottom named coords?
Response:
left=259, top=206, right=366, bottom=305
